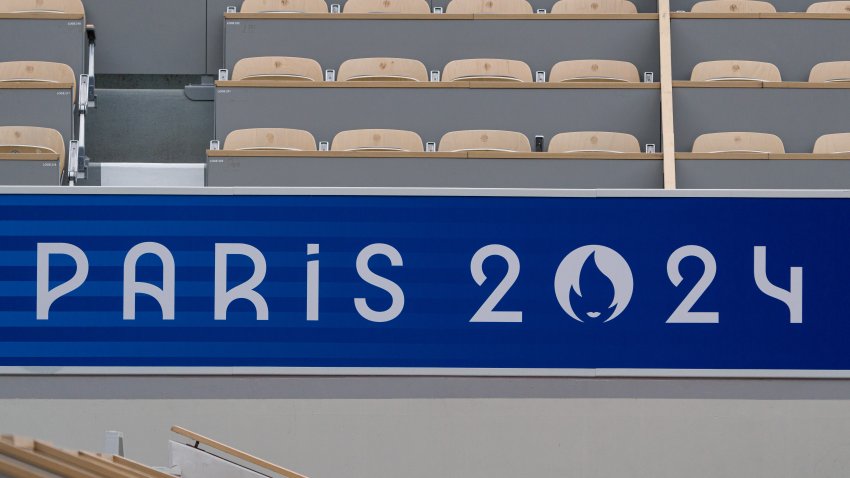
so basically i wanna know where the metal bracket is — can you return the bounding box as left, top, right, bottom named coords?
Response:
left=78, top=74, right=89, bottom=112
left=646, top=144, right=656, bottom=154
left=644, top=72, right=654, bottom=83
left=184, top=76, right=216, bottom=101
left=535, top=135, right=545, bottom=152
left=210, top=140, right=221, bottom=151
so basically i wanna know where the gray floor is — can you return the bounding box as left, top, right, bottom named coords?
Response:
left=87, top=88, right=213, bottom=164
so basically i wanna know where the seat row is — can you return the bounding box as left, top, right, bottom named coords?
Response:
left=228, top=57, right=850, bottom=83
left=692, top=132, right=850, bottom=154
left=218, top=128, right=850, bottom=153
left=230, top=57, right=643, bottom=83
left=239, top=0, right=640, bottom=14
left=222, top=128, right=644, bottom=153
left=4, top=58, right=848, bottom=85
left=4, top=127, right=848, bottom=158
left=4, top=0, right=846, bottom=15
left=237, top=0, right=850, bottom=14
left=690, top=60, right=850, bottom=82
left=685, top=0, right=850, bottom=13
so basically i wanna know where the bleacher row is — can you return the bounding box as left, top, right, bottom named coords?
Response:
left=2, top=0, right=850, bottom=188
left=216, top=127, right=850, bottom=154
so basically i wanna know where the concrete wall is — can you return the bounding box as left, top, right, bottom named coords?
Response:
left=1, top=376, right=850, bottom=478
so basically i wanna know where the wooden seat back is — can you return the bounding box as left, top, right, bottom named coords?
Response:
left=692, top=132, right=785, bottom=153
left=439, top=130, right=531, bottom=152
left=223, top=128, right=317, bottom=151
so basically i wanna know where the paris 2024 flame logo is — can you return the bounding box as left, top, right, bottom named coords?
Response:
left=554, top=245, right=633, bottom=323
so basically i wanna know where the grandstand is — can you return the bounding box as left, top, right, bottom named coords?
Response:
left=2, top=0, right=850, bottom=477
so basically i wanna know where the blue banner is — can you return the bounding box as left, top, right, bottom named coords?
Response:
left=0, top=193, right=845, bottom=372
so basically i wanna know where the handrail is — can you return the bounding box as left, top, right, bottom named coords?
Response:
left=171, top=426, right=309, bottom=478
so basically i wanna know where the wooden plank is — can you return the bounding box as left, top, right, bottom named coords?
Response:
left=111, top=456, right=175, bottom=478
left=0, top=82, right=74, bottom=90
left=216, top=80, right=471, bottom=88
left=208, top=150, right=466, bottom=158
left=76, top=452, right=160, bottom=478
left=468, top=82, right=659, bottom=89
left=762, top=82, right=850, bottom=89
left=207, top=150, right=663, bottom=159
left=658, top=0, right=676, bottom=189
left=225, top=12, right=474, bottom=19
left=678, top=153, right=850, bottom=160
left=171, top=426, right=308, bottom=478
left=672, top=80, right=763, bottom=88
left=215, top=80, right=659, bottom=89
left=466, top=151, right=662, bottom=159
left=0, top=154, right=60, bottom=161
left=0, top=441, right=98, bottom=478
left=676, top=152, right=771, bottom=160
left=0, top=455, right=53, bottom=478
left=1, top=436, right=35, bottom=450
left=671, top=12, right=850, bottom=19
left=33, top=442, right=137, bottom=478
left=674, top=81, right=850, bottom=89
left=472, top=13, right=658, bottom=19
left=0, top=13, right=82, bottom=19
left=223, top=12, right=657, bottom=19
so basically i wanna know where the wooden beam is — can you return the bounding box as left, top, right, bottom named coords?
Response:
left=0, top=441, right=97, bottom=478
left=171, top=426, right=308, bottom=478
left=111, top=455, right=176, bottom=478
left=0, top=455, right=53, bottom=478
left=658, top=0, right=677, bottom=189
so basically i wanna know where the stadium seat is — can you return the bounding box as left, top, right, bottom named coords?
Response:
left=692, top=132, right=785, bottom=154
left=439, top=130, right=531, bottom=152
left=0, top=61, right=76, bottom=100
left=231, top=57, right=323, bottom=82
left=0, top=126, right=64, bottom=155
left=807, top=1, right=850, bottom=12
left=240, top=0, right=329, bottom=13
left=343, top=0, right=431, bottom=13
left=813, top=133, right=850, bottom=154
left=445, top=0, right=534, bottom=14
left=690, top=0, right=777, bottom=12
left=0, top=0, right=84, bottom=14
left=331, top=129, right=424, bottom=151
left=338, top=58, right=429, bottom=82
left=549, top=60, right=640, bottom=82
left=550, top=0, right=638, bottom=14
left=223, top=128, right=317, bottom=151
left=442, top=59, right=532, bottom=82
left=549, top=131, right=641, bottom=153
left=691, top=60, right=781, bottom=82
left=809, top=62, right=850, bottom=82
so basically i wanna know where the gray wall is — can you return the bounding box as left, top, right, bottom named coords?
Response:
left=671, top=18, right=850, bottom=81
left=2, top=376, right=850, bottom=477
left=674, top=88, right=850, bottom=152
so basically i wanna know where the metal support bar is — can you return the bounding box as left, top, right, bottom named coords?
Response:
left=86, top=24, right=96, bottom=108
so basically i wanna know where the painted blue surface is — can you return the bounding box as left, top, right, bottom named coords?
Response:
left=0, top=194, right=844, bottom=370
